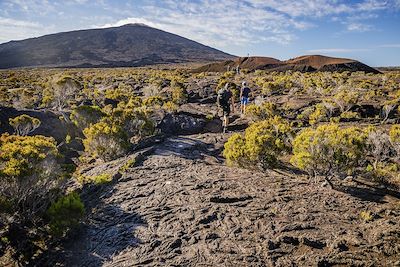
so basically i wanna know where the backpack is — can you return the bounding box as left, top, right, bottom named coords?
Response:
left=217, top=88, right=230, bottom=106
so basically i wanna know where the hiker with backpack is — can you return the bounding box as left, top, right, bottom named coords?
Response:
left=217, top=83, right=234, bottom=133
left=240, top=81, right=251, bottom=115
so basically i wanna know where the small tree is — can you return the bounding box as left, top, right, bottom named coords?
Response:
left=366, top=127, right=392, bottom=170
left=9, top=114, right=41, bottom=136
left=291, top=124, right=368, bottom=185
left=52, top=76, right=81, bottom=110
left=381, top=100, right=398, bottom=123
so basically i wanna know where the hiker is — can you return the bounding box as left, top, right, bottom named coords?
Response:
left=217, top=83, right=234, bottom=132
left=240, top=81, right=251, bottom=115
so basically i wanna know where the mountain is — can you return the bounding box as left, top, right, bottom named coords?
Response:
left=193, top=55, right=381, bottom=73
left=0, top=24, right=235, bottom=69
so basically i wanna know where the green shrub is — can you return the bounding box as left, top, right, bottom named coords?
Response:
left=0, top=133, right=63, bottom=220
left=77, top=173, right=113, bottom=185
left=340, top=111, right=359, bottom=121
left=360, top=210, right=373, bottom=222
left=82, top=121, right=130, bottom=161
left=291, top=124, right=368, bottom=180
left=170, top=80, right=188, bottom=105
left=224, top=116, right=292, bottom=169
left=366, top=162, right=399, bottom=186
left=162, top=101, right=178, bottom=113
left=246, top=102, right=276, bottom=121
left=47, top=192, right=84, bottom=236
left=9, top=114, right=41, bottom=136
left=332, top=88, right=359, bottom=113
left=70, top=105, right=105, bottom=130
left=308, top=104, right=328, bottom=125
left=111, top=106, right=155, bottom=144
left=119, top=158, right=137, bottom=173
left=143, top=96, right=164, bottom=107
left=223, top=133, right=247, bottom=167
left=261, top=81, right=281, bottom=96
left=389, top=124, right=400, bottom=160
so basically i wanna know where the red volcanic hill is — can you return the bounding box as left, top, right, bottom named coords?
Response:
left=193, top=55, right=381, bottom=73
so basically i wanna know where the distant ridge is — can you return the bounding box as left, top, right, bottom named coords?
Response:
left=0, top=24, right=235, bottom=69
left=194, top=55, right=381, bottom=73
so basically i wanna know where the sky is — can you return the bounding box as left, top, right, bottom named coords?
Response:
left=0, top=0, right=399, bottom=66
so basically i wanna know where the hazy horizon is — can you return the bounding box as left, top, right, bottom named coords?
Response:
left=1, top=0, right=399, bottom=66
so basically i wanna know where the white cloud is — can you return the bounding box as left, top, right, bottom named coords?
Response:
left=248, top=0, right=354, bottom=17
left=307, top=48, right=372, bottom=53
left=346, top=23, right=374, bottom=32
left=0, top=0, right=397, bottom=50
left=357, top=0, right=388, bottom=11
left=380, top=44, right=400, bottom=48
left=0, top=17, right=52, bottom=43
left=98, top=0, right=312, bottom=49
left=3, top=0, right=56, bottom=15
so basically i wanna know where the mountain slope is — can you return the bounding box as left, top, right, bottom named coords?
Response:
left=0, top=24, right=235, bottom=69
left=193, top=55, right=381, bottom=73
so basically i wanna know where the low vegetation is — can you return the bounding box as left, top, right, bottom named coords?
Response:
left=0, top=66, right=399, bottom=265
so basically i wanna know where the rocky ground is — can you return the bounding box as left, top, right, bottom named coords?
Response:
left=51, top=130, right=400, bottom=266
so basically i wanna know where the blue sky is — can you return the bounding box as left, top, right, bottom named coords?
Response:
left=0, top=0, right=399, bottom=66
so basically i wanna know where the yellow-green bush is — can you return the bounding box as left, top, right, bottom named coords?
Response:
left=171, top=87, right=188, bottom=104
left=70, top=105, right=105, bottom=130
left=143, top=96, right=164, bottom=107
left=110, top=106, right=155, bottom=143
left=162, top=101, right=178, bottom=113
left=246, top=102, right=276, bottom=121
left=77, top=173, right=113, bottom=185
left=366, top=162, right=399, bottom=186
left=389, top=124, right=400, bottom=158
left=308, top=104, right=328, bottom=125
left=0, top=133, right=63, bottom=220
left=332, top=88, right=359, bottom=113
left=291, top=124, right=368, bottom=179
left=0, top=133, right=59, bottom=183
left=389, top=124, right=400, bottom=144
left=224, top=116, right=292, bottom=169
left=339, top=111, right=360, bottom=121
left=47, top=192, right=84, bottom=236
left=105, top=83, right=131, bottom=103
left=82, top=121, right=129, bottom=161
left=223, top=133, right=247, bottom=166
left=360, top=210, right=374, bottom=222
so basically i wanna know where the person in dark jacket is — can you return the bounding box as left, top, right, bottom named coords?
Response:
left=217, top=83, right=235, bottom=133
left=240, top=81, right=251, bottom=115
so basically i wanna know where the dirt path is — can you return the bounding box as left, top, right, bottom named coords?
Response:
left=59, top=134, right=400, bottom=266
